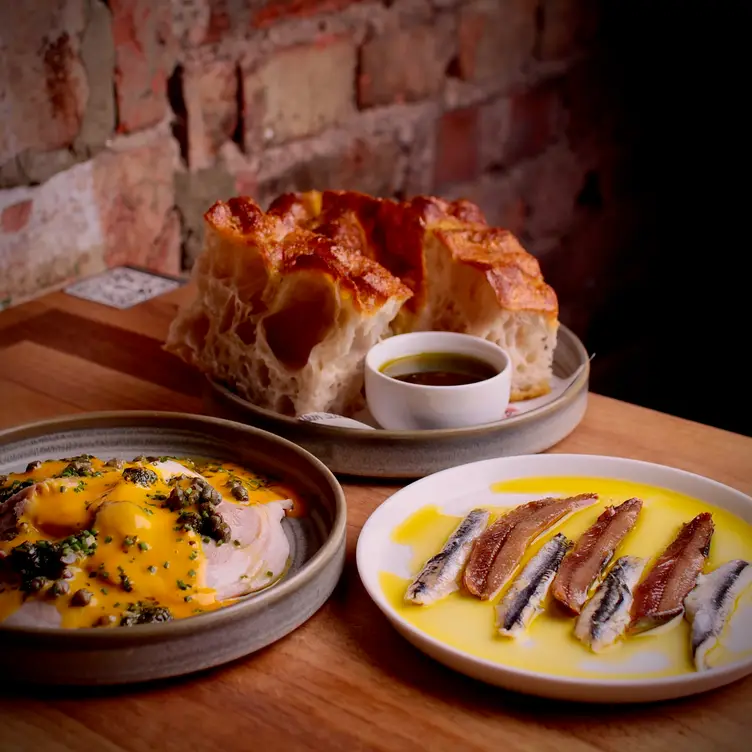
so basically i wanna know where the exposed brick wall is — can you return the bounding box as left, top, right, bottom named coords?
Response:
left=0, top=0, right=636, bottom=345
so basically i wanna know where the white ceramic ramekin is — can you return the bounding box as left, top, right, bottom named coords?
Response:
left=364, top=331, right=512, bottom=431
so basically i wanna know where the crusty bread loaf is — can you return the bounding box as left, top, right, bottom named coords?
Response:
left=165, top=191, right=558, bottom=417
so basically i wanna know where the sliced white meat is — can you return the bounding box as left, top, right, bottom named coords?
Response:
left=2, top=600, right=62, bottom=628
left=150, top=459, right=204, bottom=484
left=151, top=460, right=293, bottom=598
left=0, top=478, right=80, bottom=539
left=205, top=499, right=292, bottom=599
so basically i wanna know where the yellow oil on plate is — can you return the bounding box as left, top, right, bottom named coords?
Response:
left=356, top=455, right=752, bottom=703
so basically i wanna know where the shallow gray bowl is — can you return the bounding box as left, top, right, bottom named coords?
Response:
left=204, top=325, right=590, bottom=479
left=0, top=412, right=346, bottom=685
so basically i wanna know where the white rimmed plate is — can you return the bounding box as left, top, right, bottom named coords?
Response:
left=356, top=454, right=752, bottom=703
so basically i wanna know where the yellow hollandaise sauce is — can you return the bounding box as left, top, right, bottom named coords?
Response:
left=0, top=455, right=300, bottom=628
left=380, top=476, right=752, bottom=680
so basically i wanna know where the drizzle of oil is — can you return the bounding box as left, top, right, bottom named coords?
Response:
left=381, top=476, right=752, bottom=679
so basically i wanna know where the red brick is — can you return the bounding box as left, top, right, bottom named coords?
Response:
left=434, top=107, right=479, bottom=187
left=243, top=38, right=356, bottom=146
left=0, top=3, right=87, bottom=165
left=457, top=0, right=537, bottom=87
left=358, top=23, right=453, bottom=108
left=516, top=145, right=586, bottom=240
left=184, top=60, right=238, bottom=170
left=252, top=0, right=365, bottom=28
left=93, top=136, right=180, bottom=274
left=440, top=175, right=526, bottom=235
left=110, top=0, right=175, bottom=133
left=1, top=201, right=33, bottom=233
left=539, top=0, right=600, bottom=61
left=257, top=133, right=405, bottom=207
left=498, top=81, right=562, bottom=167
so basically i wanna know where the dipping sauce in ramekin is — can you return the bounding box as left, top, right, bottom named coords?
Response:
left=364, top=332, right=511, bottom=431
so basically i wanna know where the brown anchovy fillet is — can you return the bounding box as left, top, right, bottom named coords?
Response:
left=551, top=497, right=644, bottom=614
left=463, top=493, right=598, bottom=600
left=629, top=512, right=715, bottom=634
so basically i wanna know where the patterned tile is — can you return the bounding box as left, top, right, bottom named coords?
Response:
left=63, top=266, right=183, bottom=309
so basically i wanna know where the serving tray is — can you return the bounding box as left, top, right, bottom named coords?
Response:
left=204, top=326, right=590, bottom=480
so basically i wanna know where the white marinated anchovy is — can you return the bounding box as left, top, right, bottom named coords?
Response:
left=684, top=559, right=752, bottom=671
left=495, top=533, right=572, bottom=637
left=405, top=508, right=490, bottom=605
left=574, top=555, right=645, bottom=652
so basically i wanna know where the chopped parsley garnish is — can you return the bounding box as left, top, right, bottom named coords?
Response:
left=104, top=536, right=113, bottom=544
left=119, top=572, right=133, bottom=592
left=176, top=579, right=189, bottom=590
left=138, top=541, right=150, bottom=551
left=58, top=457, right=99, bottom=478
left=0, top=478, right=35, bottom=504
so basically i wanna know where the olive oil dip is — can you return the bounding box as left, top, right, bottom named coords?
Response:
left=379, top=352, right=499, bottom=387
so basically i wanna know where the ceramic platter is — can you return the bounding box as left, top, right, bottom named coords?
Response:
left=0, top=412, right=346, bottom=685
left=356, top=454, right=752, bottom=703
left=204, top=325, right=589, bottom=479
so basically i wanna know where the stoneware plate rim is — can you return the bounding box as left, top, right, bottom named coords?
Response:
left=0, top=411, right=347, bottom=645
left=356, top=453, right=752, bottom=703
left=206, top=324, right=589, bottom=441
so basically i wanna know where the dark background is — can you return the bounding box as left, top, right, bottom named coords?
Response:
left=583, top=0, right=750, bottom=436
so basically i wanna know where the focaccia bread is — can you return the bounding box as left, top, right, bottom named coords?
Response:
left=164, top=197, right=412, bottom=416
left=165, top=191, right=559, bottom=417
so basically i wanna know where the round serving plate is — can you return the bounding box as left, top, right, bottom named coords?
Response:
left=204, top=325, right=590, bottom=479
left=0, top=412, right=346, bottom=686
left=356, top=453, right=752, bottom=704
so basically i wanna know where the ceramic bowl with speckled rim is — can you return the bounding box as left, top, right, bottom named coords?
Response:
left=204, top=325, right=590, bottom=479
left=0, top=412, right=346, bottom=685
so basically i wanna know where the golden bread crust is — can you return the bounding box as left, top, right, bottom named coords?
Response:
left=267, top=190, right=558, bottom=319
left=166, top=190, right=559, bottom=415
left=205, top=196, right=413, bottom=313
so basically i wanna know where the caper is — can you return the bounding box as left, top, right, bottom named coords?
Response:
left=71, top=588, right=93, bottom=606
left=230, top=482, right=249, bottom=501
left=49, top=580, right=70, bottom=598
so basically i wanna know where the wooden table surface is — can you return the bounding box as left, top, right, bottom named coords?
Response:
left=0, top=285, right=750, bottom=752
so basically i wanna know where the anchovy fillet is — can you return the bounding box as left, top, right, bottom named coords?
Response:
left=552, top=497, right=643, bottom=614
left=684, top=559, right=752, bottom=671
left=464, top=493, right=598, bottom=600
left=496, top=533, right=572, bottom=638
left=405, top=508, right=490, bottom=605
left=575, top=556, right=646, bottom=652
left=629, top=513, right=715, bottom=633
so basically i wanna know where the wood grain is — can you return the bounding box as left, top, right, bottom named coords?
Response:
left=0, top=287, right=750, bottom=752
